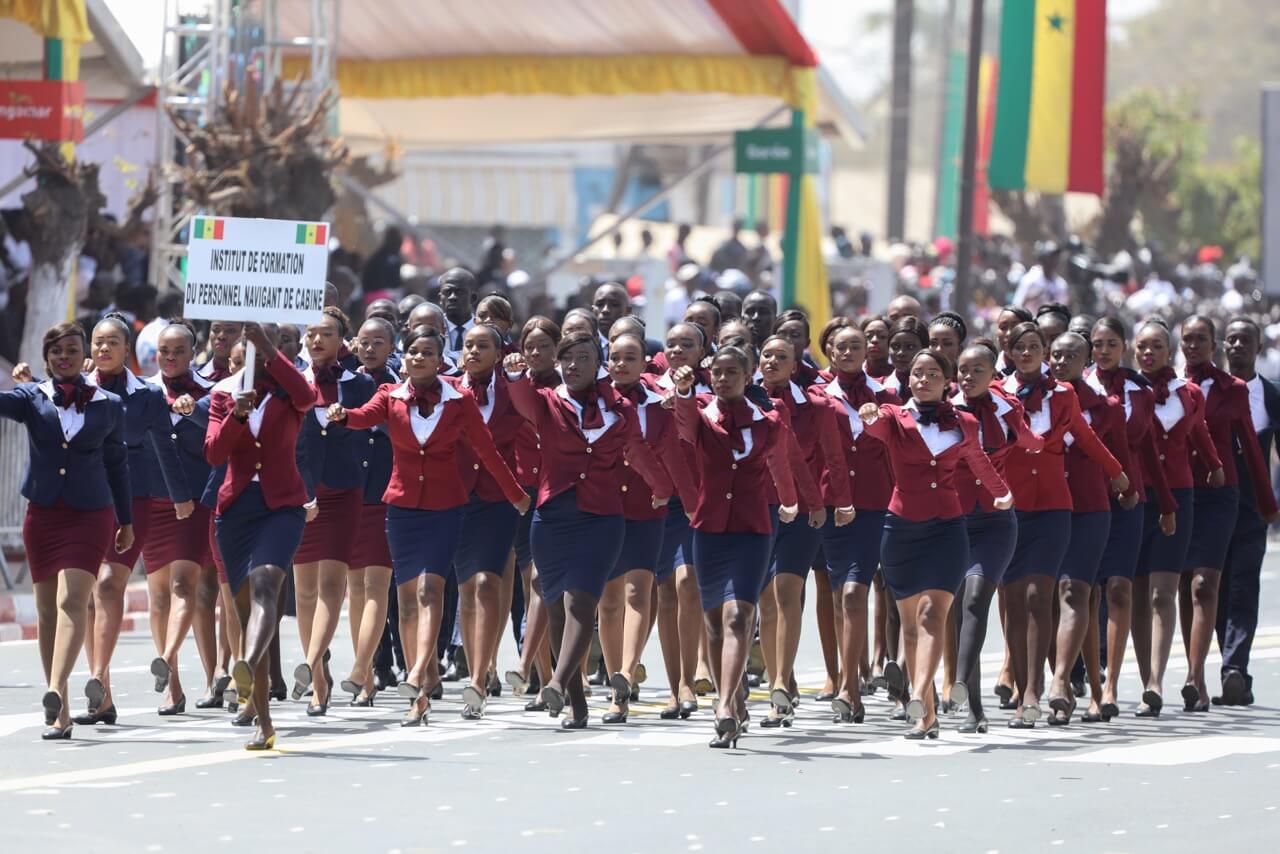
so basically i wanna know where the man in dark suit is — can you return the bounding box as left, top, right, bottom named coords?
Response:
left=1216, top=317, right=1280, bottom=705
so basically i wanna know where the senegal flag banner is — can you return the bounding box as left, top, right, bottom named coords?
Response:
left=990, top=0, right=1106, bottom=195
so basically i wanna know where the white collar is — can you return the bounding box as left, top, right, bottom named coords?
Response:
left=389, top=379, right=462, bottom=403
left=212, top=371, right=245, bottom=395
left=1084, top=370, right=1140, bottom=395
left=1002, top=373, right=1058, bottom=397
left=617, top=383, right=663, bottom=407
left=87, top=369, right=146, bottom=395
left=703, top=396, right=766, bottom=424
left=462, top=371, right=496, bottom=394
left=304, top=365, right=357, bottom=384
left=147, top=370, right=215, bottom=390
left=38, top=380, right=108, bottom=405
left=787, top=381, right=808, bottom=405
left=950, top=390, right=1013, bottom=417
left=822, top=373, right=884, bottom=403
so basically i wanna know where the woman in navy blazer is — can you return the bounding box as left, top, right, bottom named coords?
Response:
left=60, top=314, right=190, bottom=725
left=136, top=321, right=219, bottom=718
left=0, top=322, right=133, bottom=738
left=290, top=306, right=376, bottom=715
left=505, top=332, right=673, bottom=729
left=206, top=322, right=315, bottom=750
left=328, top=325, right=528, bottom=727
left=340, top=316, right=399, bottom=708
left=857, top=350, right=1012, bottom=740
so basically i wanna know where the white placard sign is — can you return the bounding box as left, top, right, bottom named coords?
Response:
left=183, top=215, right=329, bottom=324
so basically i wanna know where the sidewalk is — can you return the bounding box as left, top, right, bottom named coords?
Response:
left=0, top=579, right=150, bottom=642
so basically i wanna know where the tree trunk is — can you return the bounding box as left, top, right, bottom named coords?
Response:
left=886, top=0, right=915, bottom=242
left=18, top=253, right=80, bottom=368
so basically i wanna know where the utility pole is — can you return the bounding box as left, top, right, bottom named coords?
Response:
left=953, top=0, right=985, bottom=317
left=886, top=0, right=914, bottom=243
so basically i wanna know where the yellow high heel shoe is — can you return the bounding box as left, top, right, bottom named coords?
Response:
left=244, top=731, right=276, bottom=751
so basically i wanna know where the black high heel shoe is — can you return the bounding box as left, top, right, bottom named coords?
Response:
left=904, top=720, right=940, bottom=740
left=42, top=723, right=73, bottom=741
left=158, top=695, right=187, bottom=716
left=883, top=661, right=906, bottom=702
left=958, top=716, right=988, bottom=734
left=351, top=688, right=377, bottom=708
left=709, top=716, right=740, bottom=749
left=42, top=690, right=62, bottom=726
left=659, top=701, right=681, bottom=720
left=560, top=714, right=588, bottom=730
left=73, top=705, right=118, bottom=726
left=540, top=685, right=566, bottom=717
left=291, top=663, right=313, bottom=701
left=1135, top=689, right=1163, bottom=718
left=232, top=711, right=256, bottom=727
left=487, top=671, right=502, bottom=698
left=679, top=699, right=698, bottom=719
left=602, top=701, right=629, bottom=725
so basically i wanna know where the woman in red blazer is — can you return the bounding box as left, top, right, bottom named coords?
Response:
left=857, top=350, right=1012, bottom=740
left=950, top=341, right=1041, bottom=733
left=206, top=322, right=314, bottom=750
left=448, top=323, right=531, bottom=718
left=999, top=322, right=1128, bottom=727
left=327, top=326, right=529, bottom=726
left=1131, top=318, right=1224, bottom=717
left=1085, top=317, right=1178, bottom=720
left=671, top=349, right=799, bottom=748
left=1180, top=315, right=1280, bottom=711
left=504, top=316, right=562, bottom=711
left=814, top=319, right=897, bottom=725
left=596, top=332, right=697, bottom=724
left=506, top=332, right=673, bottom=729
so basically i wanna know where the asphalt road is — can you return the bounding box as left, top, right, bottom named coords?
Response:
left=4, top=555, right=1280, bottom=853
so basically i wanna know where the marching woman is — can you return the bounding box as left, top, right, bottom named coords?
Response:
left=597, top=332, right=697, bottom=724
left=950, top=341, right=1039, bottom=733
left=759, top=330, right=853, bottom=728
left=856, top=350, right=1012, bottom=739
left=63, top=315, right=190, bottom=722
left=198, top=320, right=244, bottom=382
left=140, top=322, right=219, bottom=716
left=1, top=323, right=133, bottom=738
left=504, top=332, right=674, bottom=729
left=206, top=322, right=314, bottom=750
left=1044, top=332, right=1133, bottom=724
left=1085, top=317, right=1177, bottom=718
left=861, top=314, right=894, bottom=685
left=994, top=307, right=1035, bottom=376
left=861, top=316, right=893, bottom=381
left=1179, top=315, right=1278, bottom=711
left=999, top=322, right=1128, bottom=727
left=340, top=317, right=399, bottom=707
left=652, top=322, right=714, bottom=719
left=671, top=349, right=800, bottom=748
left=882, top=316, right=928, bottom=397
left=1130, top=318, right=1222, bottom=717
left=813, top=319, right=894, bottom=725
left=505, top=317, right=561, bottom=709
left=450, top=323, right=529, bottom=718
left=291, top=306, right=376, bottom=715
left=327, top=326, right=529, bottom=727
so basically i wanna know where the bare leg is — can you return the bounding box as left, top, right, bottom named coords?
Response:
left=872, top=573, right=888, bottom=679
left=599, top=576, right=626, bottom=678
left=674, top=564, right=702, bottom=702
left=756, top=578, right=781, bottom=697
left=303, top=559, right=349, bottom=708
left=192, top=566, right=221, bottom=696
left=1082, top=586, right=1104, bottom=717
left=462, top=571, right=503, bottom=699
left=904, top=589, right=953, bottom=734
left=772, top=573, right=805, bottom=696
left=705, top=600, right=756, bottom=722
left=836, top=581, right=870, bottom=716
left=146, top=565, right=172, bottom=655
left=942, top=598, right=958, bottom=704
left=159, top=560, right=202, bottom=705
left=348, top=566, right=392, bottom=695
left=293, top=562, right=319, bottom=659
left=619, top=570, right=654, bottom=685
left=87, top=561, right=132, bottom=712
left=348, top=568, right=367, bottom=657
left=656, top=576, right=686, bottom=712
left=1102, top=577, right=1132, bottom=708
left=491, top=552, right=516, bottom=676
left=1183, top=568, right=1221, bottom=705
left=1048, top=579, right=1092, bottom=712
left=47, top=569, right=96, bottom=728
left=34, top=579, right=57, bottom=683
left=1003, top=578, right=1031, bottom=717
left=1131, top=573, right=1153, bottom=687
left=549, top=590, right=599, bottom=720
left=1146, top=572, right=1182, bottom=701
left=813, top=569, right=839, bottom=695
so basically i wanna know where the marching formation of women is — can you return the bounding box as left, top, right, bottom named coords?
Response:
left=6, top=268, right=1276, bottom=750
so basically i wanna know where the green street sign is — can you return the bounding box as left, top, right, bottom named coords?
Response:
left=734, top=126, right=818, bottom=175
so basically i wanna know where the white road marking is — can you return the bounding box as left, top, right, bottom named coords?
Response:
left=1048, top=736, right=1280, bottom=766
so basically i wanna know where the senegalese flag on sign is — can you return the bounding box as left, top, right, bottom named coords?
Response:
left=990, top=0, right=1106, bottom=195
left=192, top=217, right=224, bottom=240
left=295, top=223, right=328, bottom=246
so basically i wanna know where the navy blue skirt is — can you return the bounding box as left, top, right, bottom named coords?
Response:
left=513, top=486, right=538, bottom=571
left=964, top=509, right=1018, bottom=583
left=609, top=517, right=665, bottom=580
left=386, top=504, right=465, bottom=587
left=1003, top=509, right=1072, bottom=584
left=215, top=483, right=306, bottom=594
left=1184, top=485, right=1240, bottom=572
left=693, top=528, right=773, bottom=608
left=822, top=508, right=886, bottom=588
left=1138, top=487, right=1193, bottom=576
left=1059, top=511, right=1112, bottom=584
left=768, top=516, right=823, bottom=580
left=880, top=514, right=968, bottom=598
left=531, top=489, right=625, bottom=603
left=1097, top=498, right=1144, bottom=582
left=656, top=498, right=695, bottom=583
left=454, top=493, right=520, bottom=583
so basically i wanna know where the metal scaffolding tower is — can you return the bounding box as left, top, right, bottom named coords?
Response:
left=150, top=0, right=338, bottom=291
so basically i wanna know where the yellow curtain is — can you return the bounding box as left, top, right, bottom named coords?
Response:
left=0, top=0, right=90, bottom=41
left=283, top=53, right=811, bottom=108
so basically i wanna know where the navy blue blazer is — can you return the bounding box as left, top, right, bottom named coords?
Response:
left=0, top=382, right=133, bottom=522
left=146, top=371, right=215, bottom=502
left=89, top=370, right=190, bottom=504
left=1237, top=374, right=1280, bottom=512
left=299, top=366, right=376, bottom=495
left=359, top=366, right=397, bottom=505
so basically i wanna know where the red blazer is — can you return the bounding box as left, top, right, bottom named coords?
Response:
left=1085, top=370, right=1178, bottom=514
left=1145, top=378, right=1221, bottom=491
left=508, top=374, right=673, bottom=516
left=766, top=382, right=852, bottom=513
left=341, top=380, right=524, bottom=510
left=817, top=374, right=900, bottom=511
left=1064, top=381, right=1132, bottom=514
left=952, top=386, right=1044, bottom=514
left=675, top=392, right=798, bottom=534
left=512, top=370, right=560, bottom=487
left=999, top=376, right=1124, bottom=512
left=616, top=384, right=698, bottom=521
left=861, top=402, right=1009, bottom=522
left=205, top=351, right=314, bottom=515
left=450, top=371, right=527, bottom=502
left=1188, top=364, right=1278, bottom=514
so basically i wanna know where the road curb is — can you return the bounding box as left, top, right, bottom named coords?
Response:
left=0, top=584, right=150, bottom=644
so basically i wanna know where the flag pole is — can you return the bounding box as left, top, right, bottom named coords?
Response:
left=953, top=0, right=986, bottom=317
